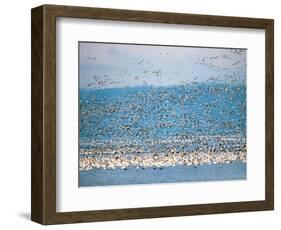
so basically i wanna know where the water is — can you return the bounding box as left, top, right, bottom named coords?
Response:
left=80, top=83, right=246, bottom=152
left=79, top=83, right=246, bottom=186
left=79, top=162, right=246, bottom=187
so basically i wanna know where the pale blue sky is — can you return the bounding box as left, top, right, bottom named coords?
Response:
left=79, top=42, right=246, bottom=89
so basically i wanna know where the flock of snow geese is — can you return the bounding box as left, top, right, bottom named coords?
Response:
left=79, top=48, right=247, bottom=171
left=84, top=48, right=246, bottom=89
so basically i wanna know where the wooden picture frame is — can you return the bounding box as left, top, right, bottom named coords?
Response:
left=31, top=4, right=274, bottom=225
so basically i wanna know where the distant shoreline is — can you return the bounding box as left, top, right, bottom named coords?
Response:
left=80, top=82, right=246, bottom=91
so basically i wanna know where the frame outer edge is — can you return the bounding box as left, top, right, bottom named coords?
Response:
left=31, top=4, right=274, bottom=225
left=31, top=5, right=57, bottom=225
left=31, top=5, right=44, bottom=224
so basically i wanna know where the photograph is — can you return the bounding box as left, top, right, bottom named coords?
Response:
left=78, top=42, right=247, bottom=187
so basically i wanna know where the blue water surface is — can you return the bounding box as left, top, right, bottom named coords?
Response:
left=79, top=83, right=246, bottom=186
left=79, top=162, right=246, bottom=186
left=80, top=83, right=246, bottom=152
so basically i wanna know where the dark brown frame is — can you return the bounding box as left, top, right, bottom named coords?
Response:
left=31, top=4, right=274, bottom=225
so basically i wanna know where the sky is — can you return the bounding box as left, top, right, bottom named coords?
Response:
left=79, top=42, right=246, bottom=89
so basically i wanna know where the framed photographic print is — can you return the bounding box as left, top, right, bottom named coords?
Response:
left=31, top=4, right=274, bottom=225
